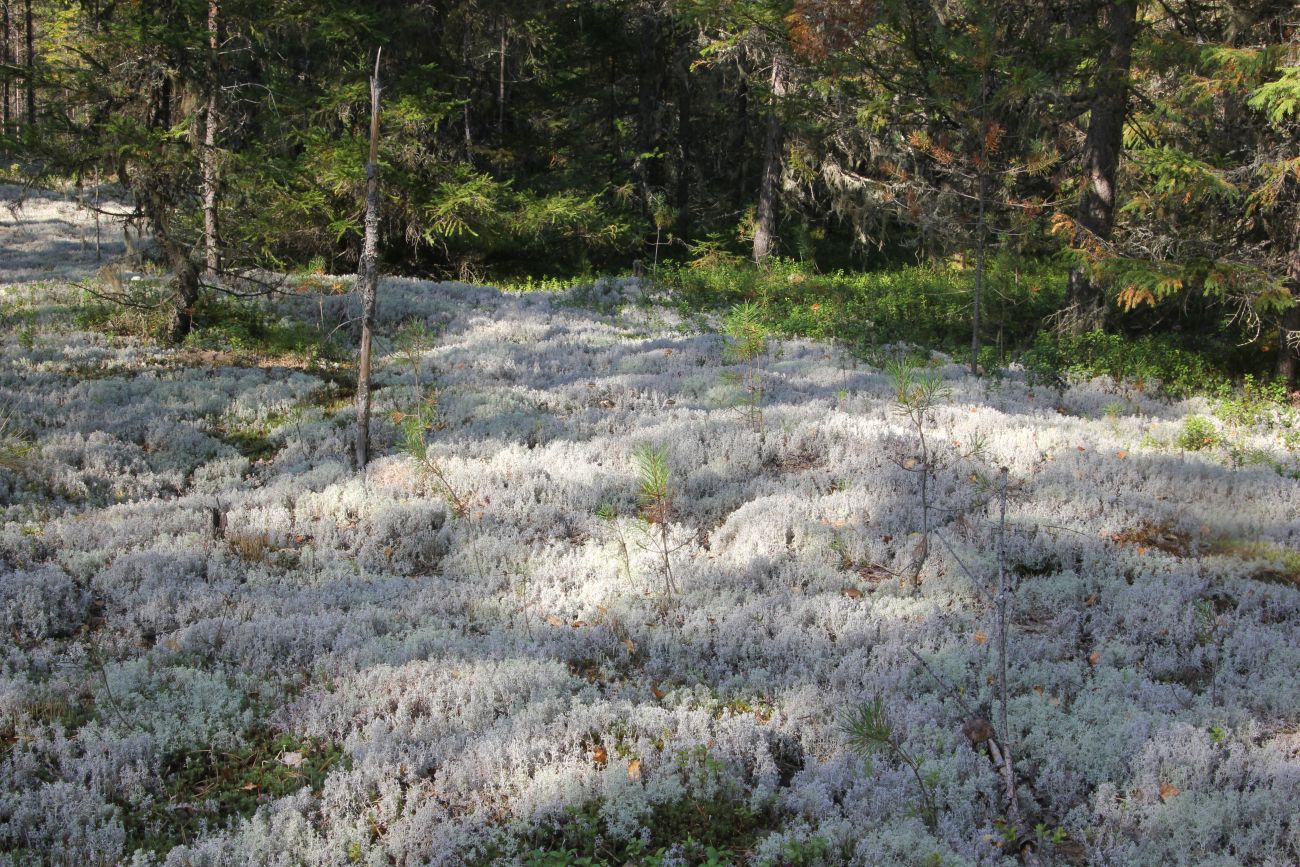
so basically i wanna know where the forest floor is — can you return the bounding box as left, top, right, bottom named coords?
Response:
left=2, top=190, right=1299, bottom=866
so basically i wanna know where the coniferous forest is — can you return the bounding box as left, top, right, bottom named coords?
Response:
left=1, top=2, right=1299, bottom=865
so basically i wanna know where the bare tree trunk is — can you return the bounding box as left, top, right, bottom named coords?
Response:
left=972, top=169, right=987, bottom=376
left=497, top=17, right=506, bottom=137
left=634, top=7, right=661, bottom=212
left=2, top=1, right=10, bottom=135
left=733, top=74, right=749, bottom=212
left=23, top=0, right=32, bottom=126
left=355, top=50, right=383, bottom=470
left=674, top=38, right=692, bottom=248
left=1063, top=0, right=1138, bottom=334
left=752, top=57, right=785, bottom=264
left=201, top=0, right=220, bottom=274
left=1276, top=211, right=1300, bottom=391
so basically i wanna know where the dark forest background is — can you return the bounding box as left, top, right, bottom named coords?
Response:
left=2, top=0, right=1298, bottom=387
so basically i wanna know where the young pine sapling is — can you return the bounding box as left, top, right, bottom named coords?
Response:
left=842, top=695, right=939, bottom=832
left=887, top=358, right=950, bottom=594
left=721, top=302, right=769, bottom=446
left=633, top=444, right=680, bottom=602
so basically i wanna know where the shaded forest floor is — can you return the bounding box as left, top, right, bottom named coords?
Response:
left=2, top=192, right=1299, bottom=866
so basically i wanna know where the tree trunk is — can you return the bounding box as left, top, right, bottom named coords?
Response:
left=201, top=0, right=220, bottom=274
left=1064, top=0, right=1138, bottom=334
left=23, top=0, right=31, bottom=126
left=733, top=74, right=749, bottom=212
left=674, top=41, right=692, bottom=248
left=752, top=57, right=786, bottom=264
left=3, top=1, right=10, bottom=135
left=1277, top=213, right=1300, bottom=391
left=497, top=17, right=506, bottom=137
left=164, top=257, right=201, bottom=344
left=634, top=7, right=662, bottom=212
left=972, top=168, right=988, bottom=376
left=355, top=51, right=382, bottom=470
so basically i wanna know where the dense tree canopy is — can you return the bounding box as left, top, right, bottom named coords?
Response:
left=3, top=0, right=1298, bottom=382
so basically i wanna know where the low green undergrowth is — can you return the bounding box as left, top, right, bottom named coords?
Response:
left=124, top=727, right=348, bottom=856
left=1021, top=330, right=1234, bottom=397
left=656, top=257, right=1066, bottom=359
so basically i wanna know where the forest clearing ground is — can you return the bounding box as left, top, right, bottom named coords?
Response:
left=1, top=190, right=1299, bottom=866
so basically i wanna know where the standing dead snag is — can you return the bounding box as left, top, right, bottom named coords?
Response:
left=355, top=49, right=382, bottom=470
left=201, top=0, right=221, bottom=274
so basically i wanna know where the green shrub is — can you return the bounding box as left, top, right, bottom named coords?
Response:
left=1177, top=416, right=1221, bottom=451
left=656, top=257, right=1066, bottom=359
left=1022, top=330, right=1225, bottom=397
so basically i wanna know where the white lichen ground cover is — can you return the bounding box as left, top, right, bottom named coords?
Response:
left=1, top=201, right=1299, bottom=866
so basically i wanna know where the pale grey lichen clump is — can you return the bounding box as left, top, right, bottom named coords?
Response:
left=0, top=264, right=1298, bottom=865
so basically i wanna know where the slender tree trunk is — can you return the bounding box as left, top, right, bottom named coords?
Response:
left=497, top=17, right=506, bottom=137
left=201, top=0, right=220, bottom=274
left=634, top=7, right=660, bottom=211
left=674, top=42, right=692, bottom=248
left=1277, top=211, right=1300, bottom=391
left=23, top=0, right=32, bottom=126
left=355, top=50, right=383, bottom=470
left=733, top=74, right=749, bottom=212
left=752, top=57, right=785, bottom=264
left=2, top=2, right=10, bottom=135
left=607, top=52, right=618, bottom=184
left=1064, top=0, right=1138, bottom=334
left=461, top=30, right=473, bottom=153
left=972, top=169, right=987, bottom=376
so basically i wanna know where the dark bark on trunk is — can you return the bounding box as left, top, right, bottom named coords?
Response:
left=141, top=180, right=200, bottom=343
left=674, top=44, right=692, bottom=248
left=1064, top=0, right=1138, bottom=334
left=752, top=58, right=785, bottom=264
left=461, top=30, right=473, bottom=154
left=202, top=0, right=220, bottom=274
left=497, top=17, right=506, bottom=137
left=733, top=75, right=749, bottom=212
left=972, top=169, right=988, bottom=376
left=1277, top=214, right=1300, bottom=390
left=164, top=257, right=201, bottom=343
left=355, top=52, right=382, bottom=470
left=634, top=8, right=660, bottom=209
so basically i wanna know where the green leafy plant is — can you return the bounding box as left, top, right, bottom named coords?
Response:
left=1177, top=415, right=1220, bottom=451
